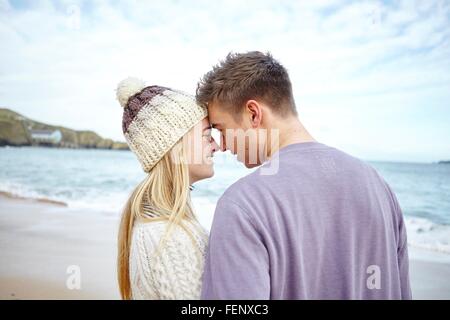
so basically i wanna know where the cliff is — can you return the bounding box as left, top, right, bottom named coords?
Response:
left=0, top=108, right=129, bottom=150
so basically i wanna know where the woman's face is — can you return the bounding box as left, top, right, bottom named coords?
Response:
left=185, top=117, right=219, bottom=184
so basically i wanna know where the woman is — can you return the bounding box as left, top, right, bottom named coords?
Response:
left=116, top=77, right=219, bottom=299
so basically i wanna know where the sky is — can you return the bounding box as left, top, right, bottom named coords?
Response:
left=0, top=0, right=449, bottom=162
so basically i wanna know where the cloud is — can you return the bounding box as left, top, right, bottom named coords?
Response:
left=0, top=0, right=449, bottom=162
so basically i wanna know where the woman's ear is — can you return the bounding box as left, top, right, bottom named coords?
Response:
left=245, top=100, right=263, bottom=128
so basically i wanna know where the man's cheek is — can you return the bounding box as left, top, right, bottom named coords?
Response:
left=233, top=137, right=242, bottom=155
left=225, top=134, right=236, bottom=154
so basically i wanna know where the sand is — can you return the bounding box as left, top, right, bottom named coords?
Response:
left=0, top=194, right=120, bottom=299
left=1, top=194, right=449, bottom=300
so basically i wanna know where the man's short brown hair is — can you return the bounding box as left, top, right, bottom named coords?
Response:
left=196, top=51, right=297, bottom=119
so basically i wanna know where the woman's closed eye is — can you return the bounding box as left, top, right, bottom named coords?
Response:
left=202, top=130, right=213, bottom=142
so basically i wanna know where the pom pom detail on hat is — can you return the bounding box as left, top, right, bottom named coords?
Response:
left=116, top=77, right=146, bottom=108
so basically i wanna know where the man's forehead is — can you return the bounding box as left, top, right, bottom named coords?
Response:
left=207, top=104, right=226, bottom=123
left=210, top=122, right=222, bottom=128
left=206, top=101, right=219, bottom=112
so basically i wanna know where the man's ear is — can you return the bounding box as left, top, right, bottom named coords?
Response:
left=245, top=100, right=263, bottom=128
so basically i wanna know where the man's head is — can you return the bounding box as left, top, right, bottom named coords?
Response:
left=196, top=51, right=297, bottom=168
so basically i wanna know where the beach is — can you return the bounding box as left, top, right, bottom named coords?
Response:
left=0, top=193, right=120, bottom=299
left=0, top=193, right=449, bottom=300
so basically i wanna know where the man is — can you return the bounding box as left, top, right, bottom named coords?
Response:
left=196, top=51, right=411, bottom=299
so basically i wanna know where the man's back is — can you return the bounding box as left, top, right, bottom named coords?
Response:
left=201, top=142, right=411, bottom=299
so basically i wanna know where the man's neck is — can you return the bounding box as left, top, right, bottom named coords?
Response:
left=266, top=118, right=315, bottom=159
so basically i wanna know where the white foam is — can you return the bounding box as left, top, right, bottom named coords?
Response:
left=405, top=217, right=450, bottom=254
left=2, top=181, right=449, bottom=257
left=0, top=181, right=54, bottom=202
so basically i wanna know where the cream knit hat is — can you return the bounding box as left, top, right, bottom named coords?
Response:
left=116, top=77, right=207, bottom=173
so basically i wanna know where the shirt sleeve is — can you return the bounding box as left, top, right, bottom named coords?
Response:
left=386, top=184, right=412, bottom=300
left=396, top=203, right=412, bottom=299
left=201, top=196, right=270, bottom=299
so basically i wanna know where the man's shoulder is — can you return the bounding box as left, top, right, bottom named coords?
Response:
left=312, top=143, right=380, bottom=177
left=220, top=167, right=266, bottom=201
left=219, top=143, right=345, bottom=201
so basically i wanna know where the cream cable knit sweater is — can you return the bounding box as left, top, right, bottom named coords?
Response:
left=129, top=218, right=208, bottom=299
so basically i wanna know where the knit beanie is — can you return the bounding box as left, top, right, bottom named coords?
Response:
left=116, top=77, right=207, bottom=173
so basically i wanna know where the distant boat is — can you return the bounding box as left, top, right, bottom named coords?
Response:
left=438, top=160, right=450, bottom=164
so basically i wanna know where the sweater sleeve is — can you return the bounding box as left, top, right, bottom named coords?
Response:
left=201, top=196, right=270, bottom=299
left=130, top=222, right=206, bottom=300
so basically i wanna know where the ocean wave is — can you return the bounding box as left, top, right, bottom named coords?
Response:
left=405, top=217, right=450, bottom=254
left=0, top=182, right=129, bottom=214
left=0, top=190, right=68, bottom=206
left=1, top=182, right=449, bottom=255
left=0, top=181, right=69, bottom=206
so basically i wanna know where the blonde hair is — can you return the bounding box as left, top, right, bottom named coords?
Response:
left=117, top=138, right=200, bottom=300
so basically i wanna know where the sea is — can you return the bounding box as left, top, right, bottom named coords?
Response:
left=1, top=146, right=449, bottom=256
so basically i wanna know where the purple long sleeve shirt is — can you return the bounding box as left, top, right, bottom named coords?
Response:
left=201, top=142, right=411, bottom=299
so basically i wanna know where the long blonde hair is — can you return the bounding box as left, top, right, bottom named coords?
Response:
left=117, top=139, right=199, bottom=299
